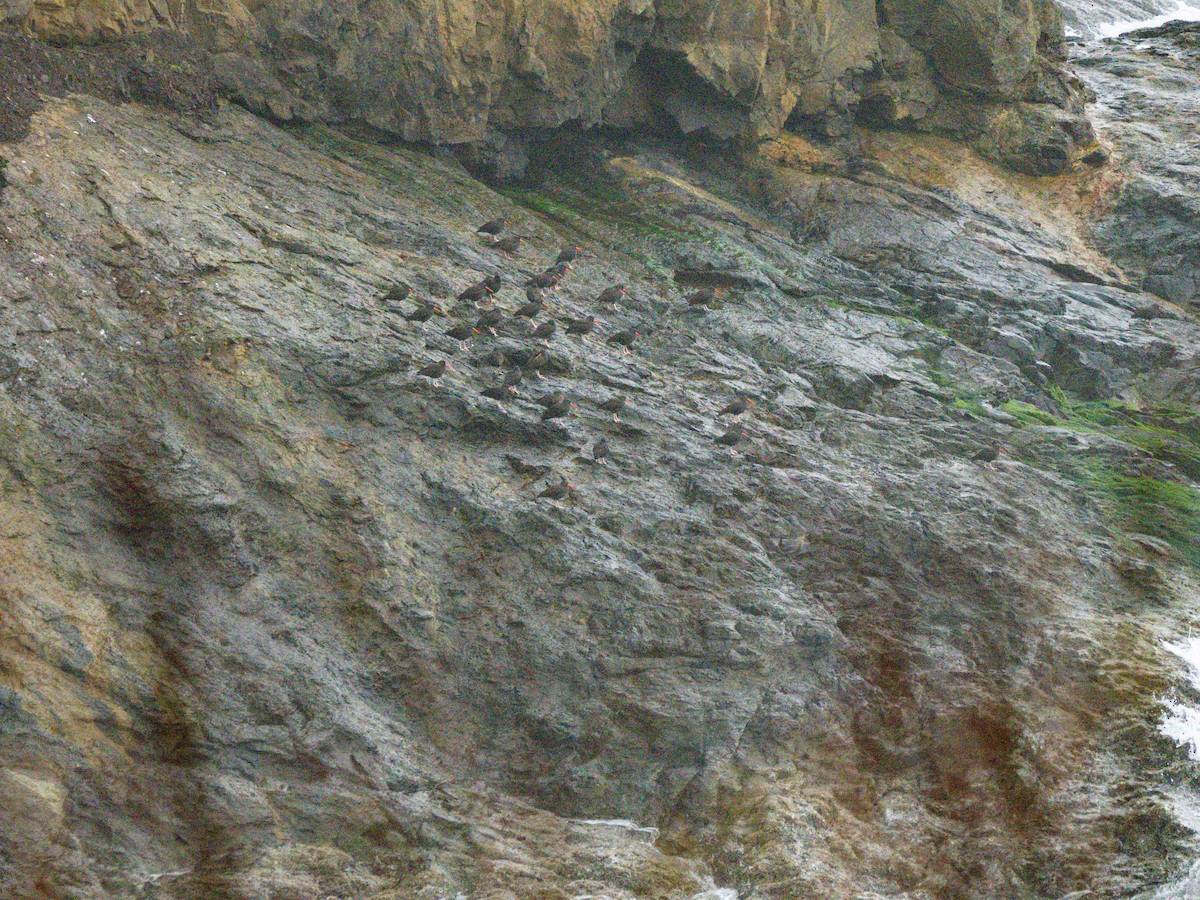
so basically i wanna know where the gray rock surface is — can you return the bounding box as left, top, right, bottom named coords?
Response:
left=1, top=64, right=1200, bottom=895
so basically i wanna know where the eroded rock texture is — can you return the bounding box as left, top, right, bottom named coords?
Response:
left=1, top=22, right=1199, bottom=887
left=8, top=0, right=1096, bottom=174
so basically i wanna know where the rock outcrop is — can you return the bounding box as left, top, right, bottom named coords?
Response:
left=10, top=0, right=1096, bottom=174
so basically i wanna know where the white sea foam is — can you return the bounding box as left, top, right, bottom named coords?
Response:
left=1161, top=636, right=1200, bottom=760
left=1094, top=1, right=1200, bottom=37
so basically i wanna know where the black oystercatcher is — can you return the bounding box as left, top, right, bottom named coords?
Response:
left=542, top=398, right=573, bottom=421
left=382, top=283, right=412, bottom=303
left=536, top=391, right=567, bottom=408
left=539, top=477, right=571, bottom=500
left=476, top=308, right=505, bottom=333
left=493, top=235, right=524, bottom=255
left=482, top=385, right=518, bottom=402
left=527, top=271, right=562, bottom=290
left=566, top=315, right=596, bottom=336
left=477, top=217, right=508, bottom=236
left=532, top=320, right=557, bottom=339
left=592, top=438, right=610, bottom=463
left=524, top=349, right=549, bottom=378
left=404, top=302, right=443, bottom=322
left=719, top=396, right=755, bottom=417
left=597, top=394, right=625, bottom=421
left=597, top=286, right=630, bottom=305
left=459, top=273, right=502, bottom=302
left=972, top=446, right=1002, bottom=463
left=502, top=368, right=523, bottom=386
left=445, top=323, right=478, bottom=342
left=514, top=296, right=544, bottom=319
left=556, top=246, right=583, bottom=264
left=607, top=327, right=639, bottom=351
left=417, top=360, right=449, bottom=379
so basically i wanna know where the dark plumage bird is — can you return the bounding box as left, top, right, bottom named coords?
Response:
left=556, top=246, right=583, bottom=264
left=715, top=426, right=744, bottom=446
left=459, top=273, right=502, bottom=302
left=524, top=349, right=549, bottom=378
left=482, top=385, right=518, bottom=402
left=485, top=349, right=507, bottom=367
left=492, top=234, right=525, bottom=255
left=445, top=322, right=478, bottom=342
left=381, top=283, right=412, bottom=303
left=597, top=286, right=630, bottom=305
left=542, top=398, right=573, bottom=421
left=607, top=327, right=640, bottom=351
left=536, top=391, right=567, bottom=408
left=592, top=438, right=610, bottom=463
left=417, top=360, right=448, bottom=379
left=514, top=297, right=544, bottom=319
left=502, top=368, right=523, bottom=386
left=598, top=394, right=625, bottom=420
left=532, top=320, right=557, bottom=339
left=475, top=308, right=505, bottom=332
left=719, top=396, right=755, bottom=417
left=404, top=302, right=443, bottom=322
left=527, top=271, right=562, bottom=290
left=686, top=287, right=722, bottom=307
left=477, top=217, right=508, bottom=236
left=538, top=477, right=571, bottom=500
left=972, top=446, right=1002, bottom=463
left=566, top=315, right=596, bottom=336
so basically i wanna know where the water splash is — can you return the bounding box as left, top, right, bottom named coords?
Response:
left=1161, top=637, right=1200, bottom=760
left=1094, top=1, right=1200, bottom=37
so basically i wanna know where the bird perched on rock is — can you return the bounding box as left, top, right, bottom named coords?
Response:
left=527, top=270, right=563, bottom=290
left=566, top=315, right=596, bottom=336
left=607, top=326, right=640, bottom=352
left=538, top=476, right=571, bottom=500
left=556, top=246, right=583, bottom=264
left=477, top=217, right=508, bottom=236
left=719, top=396, right=755, bottom=417
left=686, top=287, right=723, bottom=307
left=502, top=368, right=523, bottom=386
left=482, top=384, right=518, bottom=402
left=475, top=308, right=505, bottom=333
left=597, top=286, right=630, bottom=305
left=524, top=349, right=549, bottom=378
left=417, top=360, right=448, bottom=379
left=592, top=438, right=610, bottom=463
left=381, top=283, right=412, bottom=303
left=485, top=349, right=507, bottom=367
left=404, top=301, right=443, bottom=322
left=492, top=234, right=525, bottom=255
left=536, top=391, right=567, bottom=408
left=715, top=426, right=744, bottom=446
left=532, top=320, right=557, bottom=339
left=542, top=398, right=573, bottom=420
left=972, top=446, right=1002, bottom=463
left=597, top=394, right=625, bottom=421
left=514, top=296, right=544, bottom=319
left=459, top=274, right=502, bottom=302
left=445, top=322, right=478, bottom=342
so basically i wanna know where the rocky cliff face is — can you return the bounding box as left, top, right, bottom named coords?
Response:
left=3, top=6, right=1200, bottom=900
left=7, top=0, right=1097, bottom=176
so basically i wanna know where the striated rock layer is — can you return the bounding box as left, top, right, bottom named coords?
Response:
left=2, top=12, right=1200, bottom=886
left=5, top=0, right=1098, bottom=174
